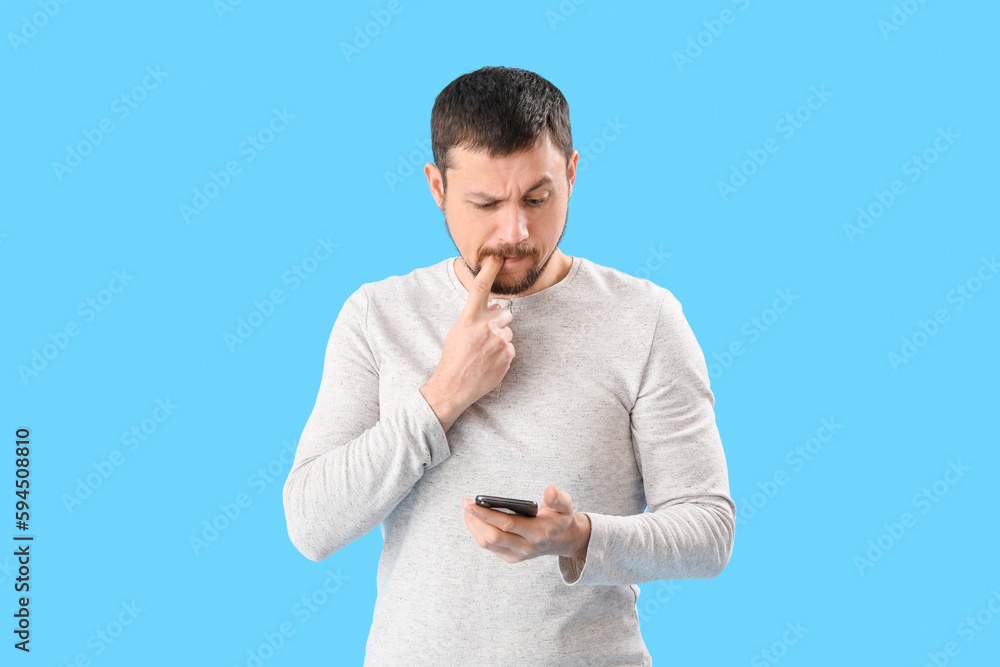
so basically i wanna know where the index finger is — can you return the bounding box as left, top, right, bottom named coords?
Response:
left=462, top=254, right=503, bottom=317
left=464, top=498, right=528, bottom=537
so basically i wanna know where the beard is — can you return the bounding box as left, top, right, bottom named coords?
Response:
left=446, top=209, right=568, bottom=297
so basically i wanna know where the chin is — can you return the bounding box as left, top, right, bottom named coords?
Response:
left=494, top=276, right=537, bottom=296
left=493, top=285, right=524, bottom=296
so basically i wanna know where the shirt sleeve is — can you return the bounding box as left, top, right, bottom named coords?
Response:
left=282, top=283, right=451, bottom=562
left=558, top=290, right=736, bottom=585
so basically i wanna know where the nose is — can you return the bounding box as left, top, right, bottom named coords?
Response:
left=497, top=201, right=529, bottom=245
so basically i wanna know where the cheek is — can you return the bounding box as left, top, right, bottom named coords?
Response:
left=533, top=201, right=563, bottom=224
left=447, top=217, right=484, bottom=249
left=549, top=200, right=569, bottom=220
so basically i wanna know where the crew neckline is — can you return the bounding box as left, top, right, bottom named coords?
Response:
left=446, top=254, right=583, bottom=308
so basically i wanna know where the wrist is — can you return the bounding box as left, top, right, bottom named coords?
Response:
left=419, top=377, right=465, bottom=432
left=570, top=511, right=592, bottom=560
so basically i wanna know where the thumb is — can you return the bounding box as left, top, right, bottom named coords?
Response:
left=544, top=485, right=572, bottom=514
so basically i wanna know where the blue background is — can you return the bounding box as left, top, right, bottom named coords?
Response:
left=3, top=1, right=998, bottom=665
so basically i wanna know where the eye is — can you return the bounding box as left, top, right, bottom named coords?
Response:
left=526, top=198, right=547, bottom=206
left=472, top=202, right=496, bottom=210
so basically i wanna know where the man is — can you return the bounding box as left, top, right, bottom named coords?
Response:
left=283, top=66, right=735, bottom=665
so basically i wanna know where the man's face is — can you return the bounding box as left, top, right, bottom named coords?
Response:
left=426, top=133, right=578, bottom=296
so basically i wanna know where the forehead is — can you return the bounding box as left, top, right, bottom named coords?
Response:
left=446, top=133, right=565, bottom=193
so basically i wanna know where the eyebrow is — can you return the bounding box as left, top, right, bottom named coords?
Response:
left=466, top=176, right=554, bottom=201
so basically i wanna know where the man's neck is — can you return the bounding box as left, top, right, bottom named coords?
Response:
left=455, top=249, right=573, bottom=300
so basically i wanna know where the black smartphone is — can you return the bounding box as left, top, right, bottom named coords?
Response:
left=474, top=495, right=538, bottom=517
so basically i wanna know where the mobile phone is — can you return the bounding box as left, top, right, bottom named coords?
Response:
left=474, top=495, right=538, bottom=517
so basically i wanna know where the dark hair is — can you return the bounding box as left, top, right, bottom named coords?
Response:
left=431, top=66, right=573, bottom=188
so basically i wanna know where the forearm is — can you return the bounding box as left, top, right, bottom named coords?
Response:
left=559, top=496, right=735, bottom=586
left=283, top=387, right=449, bottom=561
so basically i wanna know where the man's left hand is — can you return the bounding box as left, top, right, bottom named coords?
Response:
left=462, top=485, right=592, bottom=563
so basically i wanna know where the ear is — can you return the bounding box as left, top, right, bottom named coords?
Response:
left=566, top=150, right=579, bottom=198
left=425, top=162, right=445, bottom=209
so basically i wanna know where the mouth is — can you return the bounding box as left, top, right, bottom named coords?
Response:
left=498, top=253, right=530, bottom=266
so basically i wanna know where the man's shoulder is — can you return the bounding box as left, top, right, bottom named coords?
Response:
left=576, top=258, right=699, bottom=353
left=575, top=255, right=676, bottom=309
left=354, top=257, right=454, bottom=305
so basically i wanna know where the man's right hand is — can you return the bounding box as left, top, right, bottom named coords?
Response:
left=420, top=255, right=515, bottom=432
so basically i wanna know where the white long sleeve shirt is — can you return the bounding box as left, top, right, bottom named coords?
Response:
left=282, top=254, right=736, bottom=665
